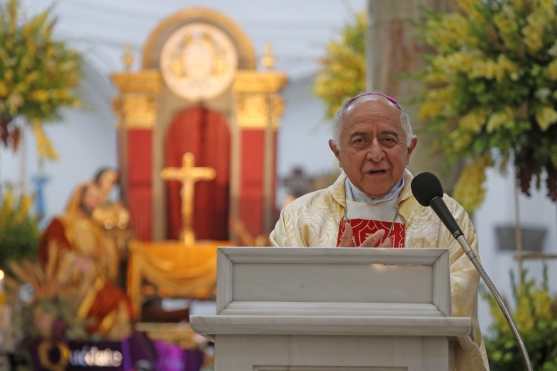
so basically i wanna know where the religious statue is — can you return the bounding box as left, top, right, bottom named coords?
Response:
left=38, top=179, right=132, bottom=339
left=91, top=167, right=132, bottom=258
left=161, top=152, right=216, bottom=245
left=94, top=167, right=120, bottom=204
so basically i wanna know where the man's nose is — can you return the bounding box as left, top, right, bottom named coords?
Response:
left=366, top=140, right=385, bottom=162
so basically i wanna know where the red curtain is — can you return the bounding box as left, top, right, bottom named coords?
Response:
left=164, top=106, right=230, bottom=241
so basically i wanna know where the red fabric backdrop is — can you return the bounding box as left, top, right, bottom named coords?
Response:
left=164, top=106, right=230, bottom=241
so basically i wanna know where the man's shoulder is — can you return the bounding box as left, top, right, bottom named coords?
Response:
left=404, top=192, right=469, bottom=224
left=282, top=187, right=337, bottom=216
left=442, top=193, right=469, bottom=216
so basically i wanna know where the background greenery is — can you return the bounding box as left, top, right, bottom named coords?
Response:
left=484, top=268, right=557, bottom=370
left=0, top=188, right=39, bottom=268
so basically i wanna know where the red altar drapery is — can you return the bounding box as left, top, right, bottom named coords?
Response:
left=164, top=106, right=230, bottom=241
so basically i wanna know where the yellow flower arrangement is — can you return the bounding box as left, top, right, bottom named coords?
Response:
left=0, top=0, right=81, bottom=157
left=459, top=109, right=488, bottom=134
left=453, top=155, right=492, bottom=213
left=535, top=106, right=557, bottom=130
left=419, top=0, right=557, bottom=208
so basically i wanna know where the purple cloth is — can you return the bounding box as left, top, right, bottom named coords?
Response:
left=154, top=341, right=183, bottom=371
left=122, top=331, right=157, bottom=370
left=183, top=348, right=204, bottom=371
left=122, top=332, right=204, bottom=371
left=152, top=341, right=204, bottom=371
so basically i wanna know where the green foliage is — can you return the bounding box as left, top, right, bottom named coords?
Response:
left=314, top=12, right=367, bottom=119
left=0, top=187, right=39, bottom=268
left=484, top=268, right=557, bottom=370
left=418, top=0, right=557, bottom=208
left=0, top=0, right=81, bottom=151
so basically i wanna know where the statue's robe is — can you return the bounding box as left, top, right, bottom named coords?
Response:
left=270, top=170, right=489, bottom=371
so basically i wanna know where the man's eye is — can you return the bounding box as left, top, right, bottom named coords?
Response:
left=380, top=137, right=398, bottom=146
left=351, top=137, right=365, bottom=146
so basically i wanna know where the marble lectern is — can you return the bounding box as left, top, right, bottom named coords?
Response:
left=191, top=248, right=471, bottom=371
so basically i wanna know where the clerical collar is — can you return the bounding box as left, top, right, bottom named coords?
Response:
left=345, top=176, right=405, bottom=205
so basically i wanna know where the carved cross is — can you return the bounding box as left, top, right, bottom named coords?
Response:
left=161, top=152, right=216, bottom=245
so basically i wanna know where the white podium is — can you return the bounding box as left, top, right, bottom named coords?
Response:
left=191, top=248, right=471, bottom=371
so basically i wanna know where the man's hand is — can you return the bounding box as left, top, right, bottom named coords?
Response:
left=361, top=229, right=392, bottom=247
left=338, top=221, right=392, bottom=247
left=338, top=221, right=355, bottom=247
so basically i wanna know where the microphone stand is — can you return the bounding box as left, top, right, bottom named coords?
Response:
left=455, top=235, right=533, bottom=371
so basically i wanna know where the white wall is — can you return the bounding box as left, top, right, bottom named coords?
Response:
left=278, top=76, right=338, bottom=175
left=276, top=76, right=341, bottom=206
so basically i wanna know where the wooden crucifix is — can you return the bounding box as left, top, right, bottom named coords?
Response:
left=161, top=152, right=216, bottom=245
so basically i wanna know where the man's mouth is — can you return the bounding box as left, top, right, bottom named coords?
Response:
left=366, top=169, right=387, bottom=175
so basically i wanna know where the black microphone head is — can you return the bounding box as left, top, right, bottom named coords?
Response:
left=411, top=172, right=444, bottom=206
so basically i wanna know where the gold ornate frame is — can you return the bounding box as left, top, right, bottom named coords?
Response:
left=142, top=6, right=256, bottom=70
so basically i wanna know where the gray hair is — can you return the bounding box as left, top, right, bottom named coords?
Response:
left=332, top=91, right=415, bottom=147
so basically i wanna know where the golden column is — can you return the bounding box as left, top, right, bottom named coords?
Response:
left=111, top=47, right=162, bottom=240
left=232, top=44, right=287, bottom=235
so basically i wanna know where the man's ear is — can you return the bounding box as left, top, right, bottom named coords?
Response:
left=407, top=137, right=417, bottom=157
left=329, top=139, right=340, bottom=160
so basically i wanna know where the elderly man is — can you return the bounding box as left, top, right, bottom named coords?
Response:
left=270, top=91, right=489, bottom=371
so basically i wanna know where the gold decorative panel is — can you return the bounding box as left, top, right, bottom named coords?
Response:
left=234, top=93, right=284, bottom=129
left=233, top=71, right=287, bottom=129
left=111, top=70, right=161, bottom=129
left=233, top=70, right=287, bottom=94
left=113, top=94, right=157, bottom=129
left=111, top=70, right=161, bottom=94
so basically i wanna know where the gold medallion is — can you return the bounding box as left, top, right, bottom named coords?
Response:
left=160, top=23, right=238, bottom=101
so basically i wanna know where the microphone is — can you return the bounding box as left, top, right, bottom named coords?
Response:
left=410, top=172, right=533, bottom=371
left=411, top=172, right=463, bottom=239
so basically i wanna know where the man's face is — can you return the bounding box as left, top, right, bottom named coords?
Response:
left=329, top=98, right=417, bottom=198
